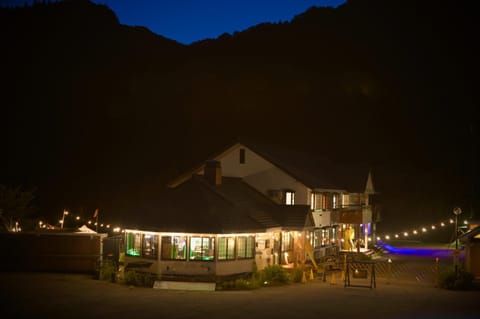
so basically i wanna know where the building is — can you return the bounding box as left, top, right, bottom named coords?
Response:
left=123, top=142, right=377, bottom=280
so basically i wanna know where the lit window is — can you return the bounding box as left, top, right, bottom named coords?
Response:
left=161, top=236, right=187, bottom=260
left=237, top=236, right=255, bottom=259
left=189, top=237, right=215, bottom=261
left=126, top=233, right=142, bottom=257
left=321, top=194, right=328, bottom=210
left=281, top=232, right=294, bottom=252
left=310, top=193, right=315, bottom=210
left=285, top=191, right=295, bottom=205
left=218, top=237, right=235, bottom=260
left=142, top=234, right=159, bottom=259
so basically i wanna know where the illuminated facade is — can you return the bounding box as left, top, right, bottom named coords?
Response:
left=123, top=142, right=377, bottom=279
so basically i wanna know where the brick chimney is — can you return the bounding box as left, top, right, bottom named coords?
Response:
left=204, top=160, right=222, bottom=186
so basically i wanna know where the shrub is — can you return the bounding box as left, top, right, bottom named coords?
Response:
left=291, top=266, right=305, bottom=283
left=99, top=260, right=117, bottom=282
left=218, top=278, right=260, bottom=290
left=123, top=270, right=156, bottom=287
left=438, top=267, right=474, bottom=290
left=260, top=265, right=290, bottom=286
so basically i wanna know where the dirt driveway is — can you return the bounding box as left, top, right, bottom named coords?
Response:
left=1, top=268, right=478, bottom=319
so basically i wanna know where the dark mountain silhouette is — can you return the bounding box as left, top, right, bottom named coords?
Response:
left=1, top=0, right=478, bottom=231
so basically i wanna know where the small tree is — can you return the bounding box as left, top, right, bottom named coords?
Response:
left=0, top=185, right=36, bottom=231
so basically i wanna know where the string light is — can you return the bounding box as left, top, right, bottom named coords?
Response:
left=377, top=217, right=471, bottom=241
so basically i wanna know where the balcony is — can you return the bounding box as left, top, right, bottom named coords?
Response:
left=331, top=205, right=372, bottom=224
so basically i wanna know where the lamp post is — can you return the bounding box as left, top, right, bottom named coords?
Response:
left=453, top=207, right=462, bottom=275
left=61, top=210, right=68, bottom=230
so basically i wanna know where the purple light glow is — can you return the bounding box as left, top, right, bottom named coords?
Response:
left=378, top=241, right=454, bottom=258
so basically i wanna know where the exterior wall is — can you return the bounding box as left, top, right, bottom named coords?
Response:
left=255, top=231, right=279, bottom=270
left=215, top=259, right=255, bottom=276
left=465, top=242, right=480, bottom=278
left=243, top=166, right=310, bottom=205
left=216, top=144, right=275, bottom=178
left=312, top=210, right=332, bottom=227
left=0, top=232, right=104, bottom=273
left=207, top=144, right=311, bottom=205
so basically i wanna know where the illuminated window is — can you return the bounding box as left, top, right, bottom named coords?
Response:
left=189, top=237, right=215, bottom=261
left=333, top=193, right=338, bottom=208
left=161, top=235, right=187, bottom=260
left=342, top=194, right=349, bottom=207
left=126, top=233, right=142, bottom=257
left=142, top=234, right=158, bottom=259
left=237, top=236, right=255, bottom=259
left=321, top=194, right=328, bottom=210
left=239, top=148, right=246, bottom=164
left=285, top=191, right=295, bottom=205
left=281, top=232, right=294, bottom=252
left=311, top=193, right=321, bottom=210
left=218, top=237, right=235, bottom=260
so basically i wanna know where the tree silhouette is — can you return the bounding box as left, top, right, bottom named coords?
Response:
left=0, top=185, right=36, bottom=231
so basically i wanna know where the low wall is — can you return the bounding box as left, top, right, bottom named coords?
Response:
left=0, top=232, right=104, bottom=273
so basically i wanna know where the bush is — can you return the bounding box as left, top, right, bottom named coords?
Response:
left=291, top=266, right=305, bottom=283
left=438, top=267, right=474, bottom=290
left=217, top=278, right=261, bottom=290
left=260, top=265, right=290, bottom=286
left=123, top=270, right=156, bottom=287
left=99, top=260, right=117, bottom=282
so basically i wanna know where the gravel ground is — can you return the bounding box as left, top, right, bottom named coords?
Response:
left=1, top=267, right=478, bottom=319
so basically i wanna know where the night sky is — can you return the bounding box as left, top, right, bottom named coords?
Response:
left=1, top=0, right=477, bottom=234
left=1, top=0, right=346, bottom=44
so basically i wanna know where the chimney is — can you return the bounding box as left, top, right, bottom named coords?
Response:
left=204, top=160, right=222, bottom=186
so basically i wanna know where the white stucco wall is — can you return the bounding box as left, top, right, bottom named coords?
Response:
left=211, top=144, right=311, bottom=205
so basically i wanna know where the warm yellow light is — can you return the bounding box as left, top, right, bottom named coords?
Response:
left=464, top=220, right=468, bottom=225
left=395, top=234, right=399, bottom=238
left=377, top=237, right=381, bottom=241
left=76, top=216, right=80, bottom=220
left=100, top=224, right=104, bottom=227
left=113, top=227, right=121, bottom=232
left=94, top=222, right=98, bottom=226
left=431, top=225, right=435, bottom=229
left=441, top=222, right=445, bottom=227
left=403, top=232, right=409, bottom=237
left=368, top=237, right=372, bottom=242
left=59, top=220, right=63, bottom=224
left=422, top=228, right=427, bottom=232
left=413, top=230, right=418, bottom=235
left=88, top=220, right=92, bottom=224
left=385, top=235, right=390, bottom=240
left=449, top=219, right=454, bottom=224
left=64, top=211, right=69, bottom=215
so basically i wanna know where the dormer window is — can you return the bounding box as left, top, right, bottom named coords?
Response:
left=285, top=191, right=295, bottom=205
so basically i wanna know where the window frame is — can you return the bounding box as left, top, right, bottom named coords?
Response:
left=237, top=236, right=255, bottom=259
left=125, top=232, right=142, bottom=257
left=189, top=236, right=215, bottom=261
left=218, top=236, right=236, bottom=261
left=141, top=233, right=159, bottom=259
left=161, top=235, right=187, bottom=260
